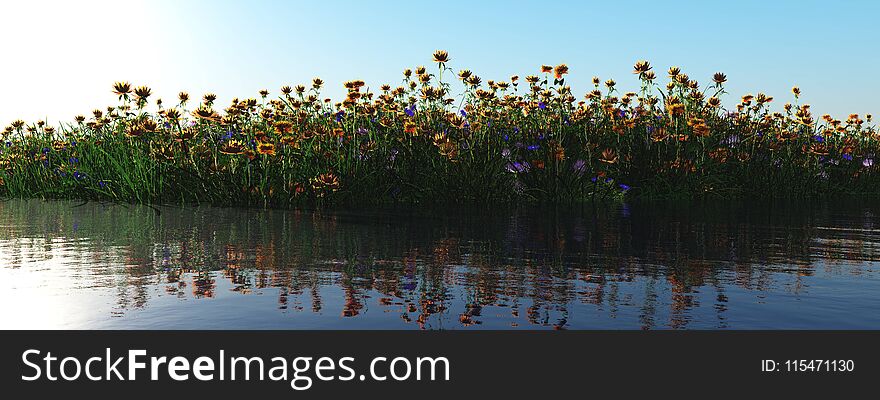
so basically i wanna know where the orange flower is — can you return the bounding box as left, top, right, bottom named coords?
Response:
left=553, top=64, right=569, bottom=79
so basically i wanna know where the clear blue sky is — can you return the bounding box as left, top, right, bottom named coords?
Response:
left=2, top=0, right=877, bottom=124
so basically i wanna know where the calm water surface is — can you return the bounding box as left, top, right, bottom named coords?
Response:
left=1, top=199, right=879, bottom=329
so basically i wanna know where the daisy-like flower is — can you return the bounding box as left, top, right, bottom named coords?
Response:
left=257, top=142, right=276, bottom=155
left=432, top=50, right=450, bottom=63
left=553, top=64, right=569, bottom=79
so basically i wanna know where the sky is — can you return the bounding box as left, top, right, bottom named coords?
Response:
left=1, top=0, right=878, bottom=125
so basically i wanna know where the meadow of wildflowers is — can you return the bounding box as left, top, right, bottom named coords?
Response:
left=1, top=51, right=878, bottom=207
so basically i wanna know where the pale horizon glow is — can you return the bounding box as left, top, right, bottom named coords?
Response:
left=1, top=0, right=878, bottom=125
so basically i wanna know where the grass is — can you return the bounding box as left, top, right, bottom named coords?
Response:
left=1, top=52, right=878, bottom=208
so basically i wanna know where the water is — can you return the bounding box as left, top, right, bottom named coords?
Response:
left=1, top=198, right=879, bottom=330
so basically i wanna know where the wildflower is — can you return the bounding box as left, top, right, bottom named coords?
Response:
left=113, top=81, right=132, bottom=97
left=572, top=159, right=587, bottom=176
left=506, top=161, right=531, bottom=173
left=553, top=64, right=569, bottom=79
left=707, top=97, right=721, bottom=108
left=432, top=50, right=450, bottom=63
left=311, top=173, right=340, bottom=193
left=192, top=106, right=221, bottom=122
left=633, top=60, right=652, bottom=74
left=219, top=140, right=245, bottom=155
left=619, top=184, right=630, bottom=191
left=256, top=142, right=276, bottom=155
left=864, top=158, right=874, bottom=168
left=842, top=154, right=853, bottom=161
left=538, top=102, right=546, bottom=110
left=541, top=65, right=553, bottom=73
left=599, top=148, right=618, bottom=164
left=134, top=86, right=152, bottom=101
left=98, top=180, right=107, bottom=188
left=713, top=73, right=727, bottom=84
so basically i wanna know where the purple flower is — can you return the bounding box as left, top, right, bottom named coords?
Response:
left=405, top=105, right=416, bottom=117
left=335, top=111, right=345, bottom=122
left=502, top=134, right=509, bottom=141
left=357, top=127, right=369, bottom=135
left=98, top=180, right=107, bottom=188
left=619, top=184, right=631, bottom=191
left=501, top=148, right=511, bottom=158
left=538, top=102, right=546, bottom=110
left=813, top=135, right=824, bottom=142
left=527, top=145, right=540, bottom=151
left=73, top=171, right=85, bottom=180
left=506, top=161, right=531, bottom=173
left=572, top=159, right=587, bottom=176
left=459, top=109, right=467, bottom=117
left=842, top=154, right=853, bottom=161
left=42, top=147, right=50, bottom=154
left=864, top=158, right=874, bottom=168
left=69, top=157, right=78, bottom=164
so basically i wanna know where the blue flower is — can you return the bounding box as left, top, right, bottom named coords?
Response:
left=502, top=134, right=509, bottom=141
left=98, top=180, right=107, bottom=188
left=842, top=154, right=853, bottom=161
left=459, top=109, right=467, bottom=117
left=813, top=135, right=824, bottom=142
left=619, top=184, right=631, bottom=191
left=404, top=105, right=416, bottom=117
left=527, top=145, right=540, bottom=151
left=42, top=147, right=50, bottom=154
left=335, top=111, right=345, bottom=122
left=538, top=102, right=546, bottom=110
left=73, top=171, right=85, bottom=180
left=69, top=157, right=78, bottom=164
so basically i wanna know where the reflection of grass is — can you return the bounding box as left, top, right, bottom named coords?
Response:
left=2, top=53, right=878, bottom=207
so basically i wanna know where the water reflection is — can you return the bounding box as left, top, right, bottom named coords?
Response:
left=1, top=199, right=879, bottom=329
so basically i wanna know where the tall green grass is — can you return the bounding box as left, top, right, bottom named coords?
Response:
left=2, top=54, right=878, bottom=207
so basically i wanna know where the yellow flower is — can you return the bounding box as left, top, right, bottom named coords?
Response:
left=432, top=50, right=450, bottom=63
left=256, top=142, right=276, bottom=155
left=311, top=173, right=340, bottom=193
left=113, top=81, right=132, bottom=96
left=219, top=140, right=244, bottom=155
